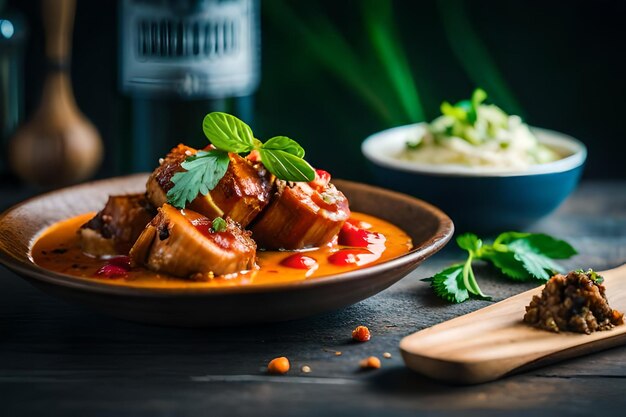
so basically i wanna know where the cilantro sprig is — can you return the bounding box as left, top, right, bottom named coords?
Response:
left=167, top=113, right=316, bottom=208
left=426, top=231, right=577, bottom=303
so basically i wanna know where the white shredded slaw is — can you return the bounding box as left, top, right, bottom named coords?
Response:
left=400, top=94, right=561, bottom=171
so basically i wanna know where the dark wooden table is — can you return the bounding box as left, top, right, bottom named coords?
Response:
left=1, top=181, right=625, bottom=417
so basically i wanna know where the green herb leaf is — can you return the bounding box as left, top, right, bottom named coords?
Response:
left=462, top=256, right=489, bottom=298
left=492, top=232, right=575, bottom=280
left=430, top=264, right=470, bottom=303
left=172, top=113, right=316, bottom=209
left=483, top=251, right=531, bottom=281
left=499, top=233, right=577, bottom=259
left=166, top=150, right=230, bottom=208
left=505, top=238, right=562, bottom=280
left=426, top=230, right=578, bottom=303
left=262, top=136, right=306, bottom=158
left=440, top=101, right=467, bottom=121
left=467, top=88, right=487, bottom=124
left=258, top=148, right=316, bottom=182
left=586, top=269, right=604, bottom=284
left=211, top=217, right=227, bottom=233
left=457, top=233, right=482, bottom=252
left=202, top=112, right=256, bottom=153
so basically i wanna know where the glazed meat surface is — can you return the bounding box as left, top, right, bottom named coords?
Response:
left=129, top=204, right=257, bottom=279
left=251, top=172, right=350, bottom=250
left=145, top=144, right=273, bottom=227
left=79, top=194, right=155, bottom=257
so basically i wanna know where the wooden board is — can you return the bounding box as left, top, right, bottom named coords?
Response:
left=400, top=264, right=626, bottom=384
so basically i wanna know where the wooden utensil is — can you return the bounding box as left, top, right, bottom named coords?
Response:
left=8, top=0, right=102, bottom=187
left=400, top=263, right=626, bottom=384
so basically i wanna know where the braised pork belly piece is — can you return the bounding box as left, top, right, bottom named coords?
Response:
left=79, top=194, right=155, bottom=257
left=251, top=170, right=350, bottom=250
left=145, top=144, right=273, bottom=227
left=129, top=204, right=257, bottom=279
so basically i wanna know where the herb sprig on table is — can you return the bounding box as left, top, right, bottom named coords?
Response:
left=167, top=112, right=316, bottom=208
left=426, top=232, right=577, bottom=303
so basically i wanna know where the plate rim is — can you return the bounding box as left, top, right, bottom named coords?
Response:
left=0, top=175, right=454, bottom=297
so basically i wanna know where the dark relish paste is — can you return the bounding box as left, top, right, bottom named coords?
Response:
left=524, top=269, right=624, bottom=334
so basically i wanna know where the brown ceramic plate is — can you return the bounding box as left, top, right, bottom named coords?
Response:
left=0, top=174, right=453, bottom=326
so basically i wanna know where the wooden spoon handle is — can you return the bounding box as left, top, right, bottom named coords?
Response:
left=42, top=0, right=76, bottom=61
left=400, top=264, right=626, bottom=384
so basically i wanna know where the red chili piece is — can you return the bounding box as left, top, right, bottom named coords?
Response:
left=328, top=248, right=372, bottom=266
left=308, top=169, right=331, bottom=190
left=338, top=221, right=380, bottom=247
left=280, top=254, right=318, bottom=270
left=95, top=264, right=128, bottom=279
left=95, top=256, right=131, bottom=279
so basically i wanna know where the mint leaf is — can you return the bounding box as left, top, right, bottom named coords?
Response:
left=430, top=264, right=469, bottom=303
left=202, top=112, right=256, bottom=153
left=263, top=136, right=306, bottom=158
left=457, top=233, right=482, bottom=252
left=211, top=217, right=227, bottom=233
left=258, top=148, right=316, bottom=182
left=166, top=150, right=230, bottom=208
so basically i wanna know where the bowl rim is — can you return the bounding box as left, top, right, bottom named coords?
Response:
left=361, top=123, right=587, bottom=178
left=0, top=176, right=454, bottom=298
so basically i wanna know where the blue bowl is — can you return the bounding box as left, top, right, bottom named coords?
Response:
left=362, top=124, right=586, bottom=234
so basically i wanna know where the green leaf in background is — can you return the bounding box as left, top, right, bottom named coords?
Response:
left=437, top=0, right=525, bottom=117
left=262, top=136, right=306, bottom=158
left=166, top=150, right=230, bottom=208
left=440, top=101, right=468, bottom=122
left=466, top=88, right=487, bottom=124
left=202, top=112, right=256, bottom=153
left=258, top=148, right=316, bottom=182
left=361, top=0, right=425, bottom=123
left=431, top=264, right=470, bottom=303
left=266, top=0, right=423, bottom=127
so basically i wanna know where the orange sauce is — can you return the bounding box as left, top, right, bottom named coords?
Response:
left=32, top=212, right=412, bottom=289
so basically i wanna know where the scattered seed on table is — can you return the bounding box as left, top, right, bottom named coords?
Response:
left=383, top=352, right=392, bottom=359
left=267, top=357, right=290, bottom=374
left=352, top=325, right=371, bottom=342
left=360, top=356, right=381, bottom=369
left=301, top=365, right=311, bottom=373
